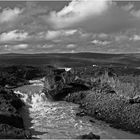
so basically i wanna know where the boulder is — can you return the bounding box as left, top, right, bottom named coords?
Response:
left=89, top=119, right=95, bottom=123
left=77, top=132, right=100, bottom=139
left=129, top=96, right=140, bottom=104
left=76, top=109, right=86, bottom=117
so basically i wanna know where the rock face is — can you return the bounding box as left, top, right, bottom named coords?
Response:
left=43, top=68, right=91, bottom=101
left=0, top=87, right=31, bottom=139
left=77, top=132, right=100, bottom=139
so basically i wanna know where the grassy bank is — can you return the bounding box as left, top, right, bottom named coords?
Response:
left=44, top=66, right=140, bottom=134
left=65, top=90, right=140, bottom=134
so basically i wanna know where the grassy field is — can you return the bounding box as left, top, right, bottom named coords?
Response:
left=1, top=52, right=140, bottom=67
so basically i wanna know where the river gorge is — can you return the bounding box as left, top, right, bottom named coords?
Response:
left=14, top=78, right=140, bottom=139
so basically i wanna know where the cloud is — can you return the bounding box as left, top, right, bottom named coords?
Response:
left=91, top=40, right=110, bottom=46
left=121, top=3, right=140, bottom=19
left=121, top=3, right=134, bottom=11
left=0, top=2, right=49, bottom=34
left=46, top=29, right=77, bottom=40
left=131, top=10, right=140, bottom=18
left=13, top=44, right=28, bottom=49
left=130, top=35, right=140, bottom=41
left=0, top=30, right=28, bottom=42
left=42, top=44, right=54, bottom=48
left=66, top=44, right=76, bottom=48
left=0, top=7, right=22, bottom=23
left=4, top=44, right=28, bottom=50
left=115, top=35, right=129, bottom=42
left=48, top=0, right=140, bottom=33
left=1, top=1, right=140, bottom=54
left=97, top=33, right=109, bottom=39
left=49, top=0, right=110, bottom=30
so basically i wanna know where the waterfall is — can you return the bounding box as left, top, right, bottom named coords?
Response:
left=14, top=90, right=48, bottom=110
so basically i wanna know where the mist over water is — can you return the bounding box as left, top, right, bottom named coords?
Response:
left=14, top=79, right=140, bottom=139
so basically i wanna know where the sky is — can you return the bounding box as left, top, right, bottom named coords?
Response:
left=1, top=0, right=140, bottom=54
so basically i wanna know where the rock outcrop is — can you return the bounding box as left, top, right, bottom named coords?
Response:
left=77, top=132, right=100, bottom=139
left=43, top=68, right=91, bottom=101
left=129, top=96, right=140, bottom=104
left=0, top=87, right=31, bottom=139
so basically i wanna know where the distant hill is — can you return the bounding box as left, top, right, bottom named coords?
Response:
left=0, top=52, right=140, bottom=67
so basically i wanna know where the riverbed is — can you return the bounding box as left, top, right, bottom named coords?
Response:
left=14, top=79, right=140, bottom=139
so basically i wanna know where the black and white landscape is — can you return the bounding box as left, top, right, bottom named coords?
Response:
left=1, top=0, right=140, bottom=139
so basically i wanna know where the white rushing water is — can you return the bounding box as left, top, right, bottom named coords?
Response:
left=14, top=79, right=140, bottom=139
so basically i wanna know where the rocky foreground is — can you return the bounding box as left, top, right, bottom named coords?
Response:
left=0, top=87, right=31, bottom=139
left=43, top=67, right=140, bottom=135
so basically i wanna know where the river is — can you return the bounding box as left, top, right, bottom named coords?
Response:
left=14, top=78, right=140, bottom=139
